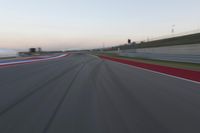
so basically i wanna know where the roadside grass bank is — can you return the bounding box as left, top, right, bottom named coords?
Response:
left=0, top=57, right=18, bottom=60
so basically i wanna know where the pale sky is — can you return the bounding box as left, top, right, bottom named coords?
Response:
left=0, top=0, right=200, bottom=51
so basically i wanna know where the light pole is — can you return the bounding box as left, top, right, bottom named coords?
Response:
left=171, top=24, right=175, bottom=34
left=101, top=43, right=105, bottom=52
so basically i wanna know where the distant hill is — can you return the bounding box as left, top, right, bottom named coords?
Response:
left=106, top=32, right=200, bottom=51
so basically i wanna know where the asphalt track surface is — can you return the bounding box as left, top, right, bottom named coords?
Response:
left=0, top=53, right=200, bottom=133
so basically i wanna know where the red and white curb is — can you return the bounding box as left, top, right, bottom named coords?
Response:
left=100, top=55, right=200, bottom=83
left=0, top=54, right=69, bottom=67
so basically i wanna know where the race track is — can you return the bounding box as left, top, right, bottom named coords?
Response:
left=0, top=53, right=199, bottom=133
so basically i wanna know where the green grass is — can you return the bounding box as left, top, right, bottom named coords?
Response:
left=0, top=57, right=17, bottom=60
left=135, top=33, right=200, bottom=49
left=98, top=53, right=200, bottom=71
left=106, top=33, right=200, bottom=51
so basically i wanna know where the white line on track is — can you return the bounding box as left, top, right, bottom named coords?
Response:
left=88, top=54, right=100, bottom=59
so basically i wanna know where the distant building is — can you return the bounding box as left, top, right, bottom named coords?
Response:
left=29, top=48, right=36, bottom=53
left=0, top=49, right=18, bottom=58
left=38, top=47, right=42, bottom=53
left=128, top=39, right=131, bottom=44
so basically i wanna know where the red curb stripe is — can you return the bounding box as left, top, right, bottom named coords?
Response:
left=100, top=55, right=200, bottom=82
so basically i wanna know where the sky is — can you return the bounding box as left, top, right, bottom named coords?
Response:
left=0, top=0, right=200, bottom=51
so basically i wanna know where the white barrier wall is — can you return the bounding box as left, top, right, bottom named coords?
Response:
left=105, top=44, right=200, bottom=63
left=123, top=44, right=200, bottom=55
left=0, top=49, right=18, bottom=58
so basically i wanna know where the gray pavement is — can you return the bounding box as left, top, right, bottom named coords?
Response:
left=0, top=53, right=200, bottom=133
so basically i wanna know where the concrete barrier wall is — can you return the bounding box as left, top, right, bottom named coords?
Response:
left=122, top=44, right=200, bottom=55
left=0, top=49, right=18, bottom=58
left=106, top=44, right=200, bottom=63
